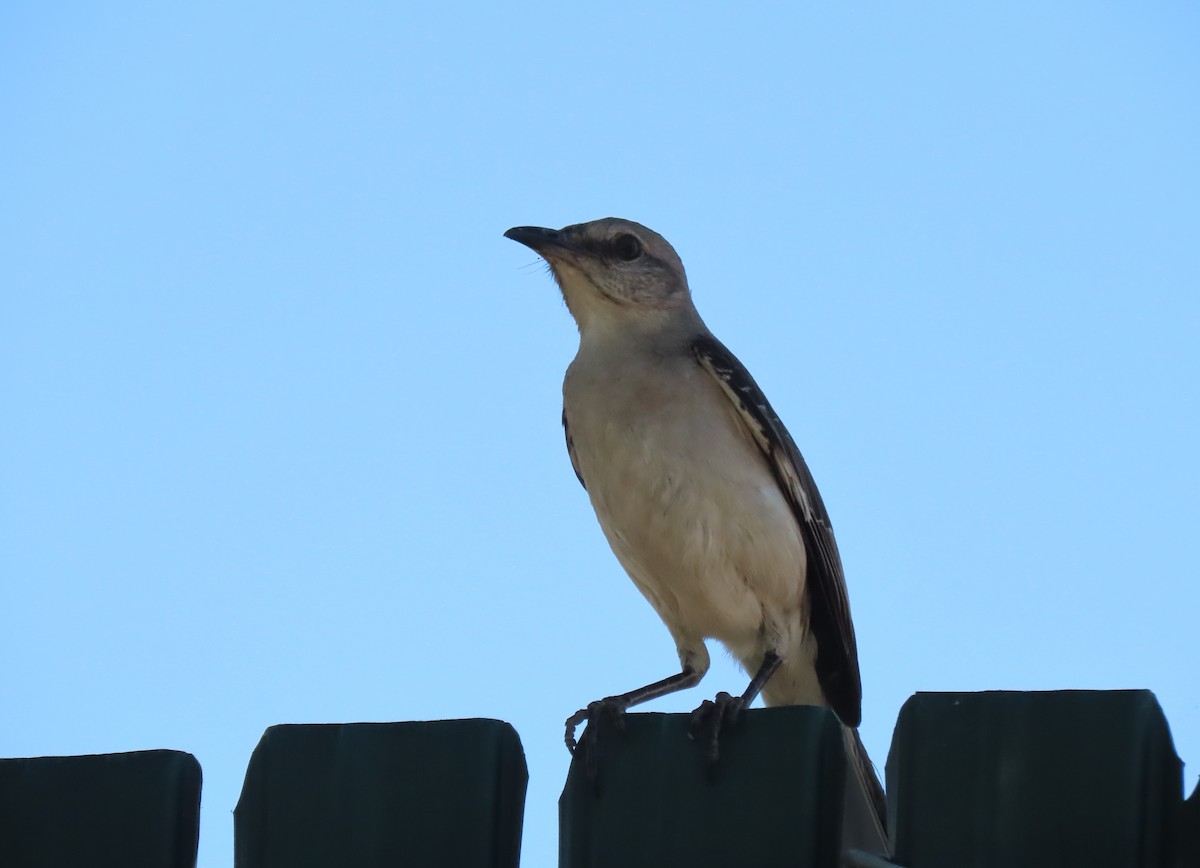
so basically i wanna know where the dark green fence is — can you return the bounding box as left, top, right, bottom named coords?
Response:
left=2, top=691, right=1196, bottom=867
left=0, top=749, right=201, bottom=868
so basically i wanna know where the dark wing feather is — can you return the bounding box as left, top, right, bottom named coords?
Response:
left=693, top=333, right=863, bottom=726
left=563, top=408, right=586, bottom=490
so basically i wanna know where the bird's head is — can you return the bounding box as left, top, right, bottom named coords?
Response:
left=505, top=218, right=696, bottom=336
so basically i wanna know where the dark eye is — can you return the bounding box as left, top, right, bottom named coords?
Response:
left=611, top=233, right=643, bottom=262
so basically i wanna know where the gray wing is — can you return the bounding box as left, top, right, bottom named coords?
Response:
left=563, top=408, right=586, bottom=490
left=693, top=333, right=863, bottom=727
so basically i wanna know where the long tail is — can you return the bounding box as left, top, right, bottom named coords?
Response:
left=842, top=726, right=889, bottom=856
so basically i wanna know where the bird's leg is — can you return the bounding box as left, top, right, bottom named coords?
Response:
left=565, top=666, right=703, bottom=780
left=690, top=650, right=782, bottom=763
left=565, top=666, right=702, bottom=751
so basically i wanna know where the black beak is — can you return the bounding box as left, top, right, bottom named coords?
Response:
left=504, top=225, right=567, bottom=253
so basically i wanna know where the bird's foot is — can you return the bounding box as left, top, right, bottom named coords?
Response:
left=564, top=697, right=630, bottom=753
left=689, top=691, right=746, bottom=765
left=564, top=697, right=630, bottom=783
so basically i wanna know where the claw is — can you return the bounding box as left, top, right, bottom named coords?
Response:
left=565, top=707, right=590, bottom=753
left=689, top=691, right=746, bottom=764
left=563, top=696, right=631, bottom=785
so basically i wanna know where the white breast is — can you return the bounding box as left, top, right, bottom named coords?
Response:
left=563, top=341, right=809, bottom=667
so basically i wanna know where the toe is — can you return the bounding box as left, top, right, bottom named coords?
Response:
left=564, top=707, right=591, bottom=753
left=689, top=692, right=747, bottom=764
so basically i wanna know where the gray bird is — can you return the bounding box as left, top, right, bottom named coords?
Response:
left=505, top=218, right=888, bottom=854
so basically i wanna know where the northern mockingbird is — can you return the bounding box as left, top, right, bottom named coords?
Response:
left=505, top=218, right=888, bottom=854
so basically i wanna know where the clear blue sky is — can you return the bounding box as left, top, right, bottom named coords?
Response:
left=3, top=4, right=1197, bottom=866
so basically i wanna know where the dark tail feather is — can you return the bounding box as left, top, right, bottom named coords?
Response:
left=850, top=727, right=888, bottom=831
left=842, top=726, right=890, bottom=855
